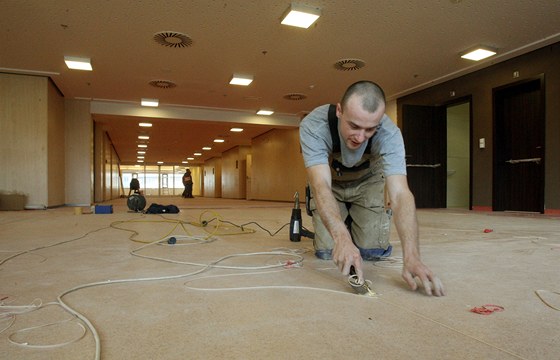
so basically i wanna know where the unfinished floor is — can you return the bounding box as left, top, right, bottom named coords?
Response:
left=1, top=197, right=559, bottom=359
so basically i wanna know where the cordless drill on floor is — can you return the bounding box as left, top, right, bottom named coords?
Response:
left=289, top=191, right=314, bottom=242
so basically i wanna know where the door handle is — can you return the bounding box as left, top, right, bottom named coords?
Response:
left=406, top=163, right=442, bottom=168
left=505, top=158, right=541, bottom=164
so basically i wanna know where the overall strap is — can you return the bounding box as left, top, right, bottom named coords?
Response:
left=328, top=104, right=340, bottom=153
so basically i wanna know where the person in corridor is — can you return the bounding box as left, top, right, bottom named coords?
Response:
left=182, top=169, right=194, bottom=198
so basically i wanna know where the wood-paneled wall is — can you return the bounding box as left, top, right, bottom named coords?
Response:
left=250, top=128, right=307, bottom=202
left=203, top=157, right=222, bottom=198
left=221, top=145, right=250, bottom=199
left=65, top=99, right=93, bottom=205
left=47, top=80, right=65, bottom=206
left=0, top=73, right=64, bottom=208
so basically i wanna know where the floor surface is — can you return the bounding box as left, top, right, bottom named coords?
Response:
left=1, top=197, right=559, bottom=359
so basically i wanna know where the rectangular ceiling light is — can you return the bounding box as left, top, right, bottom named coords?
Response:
left=64, top=56, right=93, bottom=71
left=139, top=122, right=153, bottom=127
left=257, top=109, right=274, bottom=116
left=281, top=3, right=321, bottom=29
left=460, top=46, right=497, bottom=61
left=229, top=74, right=253, bottom=86
left=230, top=128, right=244, bottom=132
left=141, top=98, right=159, bottom=107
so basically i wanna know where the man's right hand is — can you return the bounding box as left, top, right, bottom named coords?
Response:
left=333, top=237, right=364, bottom=283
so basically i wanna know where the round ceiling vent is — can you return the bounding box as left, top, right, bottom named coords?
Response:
left=149, top=79, right=177, bottom=89
left=333, top=58, right=366, bottom=71
left=153, top=31, right=193, bottom=48
left=283, top=93, right=307, bottom=101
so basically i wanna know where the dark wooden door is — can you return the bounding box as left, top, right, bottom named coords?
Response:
left=402, top=105, right=447, bottom=208
left=493, top=78, right=545, bottom=213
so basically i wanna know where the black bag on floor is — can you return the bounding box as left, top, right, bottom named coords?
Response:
left=145, top=203, right=180, bottom=214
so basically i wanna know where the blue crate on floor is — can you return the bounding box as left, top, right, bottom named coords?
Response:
left=94, top=205, right=113, bottom=214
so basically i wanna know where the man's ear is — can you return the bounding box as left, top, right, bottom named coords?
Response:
left=336, top=103, right=343, bottom=119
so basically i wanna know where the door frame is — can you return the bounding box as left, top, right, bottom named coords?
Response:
left=492, top=74, right=546, bottom=213
left=401, top=97, right=473, bottom=210
left=442, top=96, right=473, bottom=210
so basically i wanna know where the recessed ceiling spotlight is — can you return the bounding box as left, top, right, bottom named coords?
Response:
left=194, top=153, right=202, bottom=156
left=460, top=46, right=497, bottom=61
left=153, top=31, right=193, bottom=48
left=138, top=135, right=150, bottom=140
left=137, top=156, right=145, bottom=159
left=213, top=139, right=225, bottom=143
left=257, top=109, right=274, bottom=116
left=141, top=98, right=159, bottom=107
left=64, top=56, right=92, bottom=71
left=187, top=157, right=195, bottom=160
left=229, top=74, right=253, bottom=86
left=138, top=144, right=148, bottom=148
left=139, top=122, right=152, bottom=127
left=202, top=147, right=212, bottom=150
left=281, top=3, right=321, bottom=29
left=230, top=128, right=244, bottom=132
left=137, top=151, right=146, bottom=154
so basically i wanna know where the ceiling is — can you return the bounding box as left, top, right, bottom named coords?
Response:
left=2, top=1, right=560, bottom=165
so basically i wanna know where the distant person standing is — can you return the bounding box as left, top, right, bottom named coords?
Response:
left=128, top=177, right=141, bottom=196
left=182, top=169, right=194, bottom=198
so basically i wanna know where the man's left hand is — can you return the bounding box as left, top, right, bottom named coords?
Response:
left=402, top=258, right=446, bottom=296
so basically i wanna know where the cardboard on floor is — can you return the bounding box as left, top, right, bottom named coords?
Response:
left=1, top=197, right=559, bottom=359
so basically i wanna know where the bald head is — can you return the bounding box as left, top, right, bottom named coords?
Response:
left=340, top=81, right=386, bottom=113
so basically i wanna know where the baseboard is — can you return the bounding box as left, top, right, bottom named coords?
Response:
left=472, top=206, right=492, bottom=212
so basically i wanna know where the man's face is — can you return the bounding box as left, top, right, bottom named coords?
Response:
left=336, top=96, right=385, bottom=150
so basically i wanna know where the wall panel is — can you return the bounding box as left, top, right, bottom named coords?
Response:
left=47, top=79, right=65, bottom=207
left=203, top=157, right=221, bottom=198
left=65, top=99, right=93, bottom=205
left=221, top=145, right=250, bottom=199
left=251, top=129, right=307, bottom=201
left=0, top=73, right=48, bottom=207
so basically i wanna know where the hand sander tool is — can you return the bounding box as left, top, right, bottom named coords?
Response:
left=348, top=266, right=377, bottom=297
